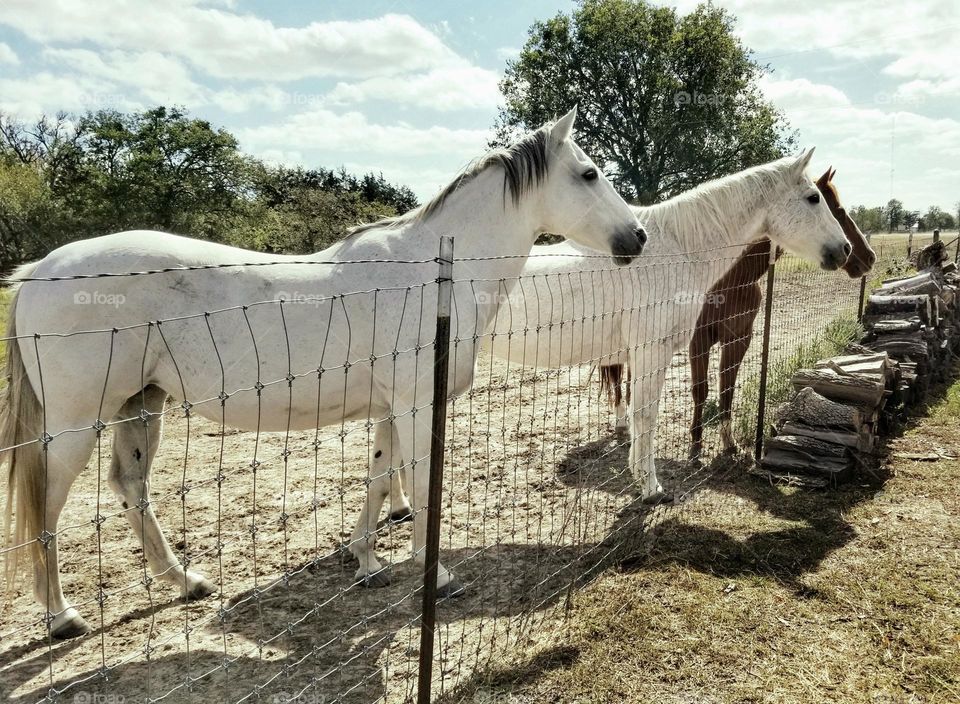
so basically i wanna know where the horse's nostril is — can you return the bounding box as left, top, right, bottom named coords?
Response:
left=843, top=243, right=852, bottom=257
left=634, top=227, right=647, bottom=247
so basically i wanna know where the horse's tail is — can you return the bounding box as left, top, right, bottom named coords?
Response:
left=1, top=262, right=46, bottom=598
left=598, top=362, right=630, bottom=408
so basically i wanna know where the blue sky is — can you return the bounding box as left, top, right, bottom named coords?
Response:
left=0, top=0, right=957, bottom=214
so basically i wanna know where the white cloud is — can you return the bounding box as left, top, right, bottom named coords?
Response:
left=327, top=64, right=501, bottom=111
left=0, top=1, right=464, bottom=81
left=758, top=75, right=960, bottom=207
left=43, top=48, right=206, bottom=105
left=0, top=72, right=141, bottom=118
left=236, top=108, right=489, bottom=159
left=663, top=0, right=960, bottom=99
left=0, top=42, right=18, bottom=65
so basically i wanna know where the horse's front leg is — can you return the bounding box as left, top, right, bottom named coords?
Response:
left=348, top=421, right=403, bottom=587
left=393, top=410, right=464, bottom=599
left=627, top=343, right=672, bottom=503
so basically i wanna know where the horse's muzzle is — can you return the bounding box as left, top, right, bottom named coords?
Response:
left=611, top=226, right=647, bottom=266
left=820, top=241, right=852, bottom=271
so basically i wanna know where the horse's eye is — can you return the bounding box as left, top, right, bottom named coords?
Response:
left=806, top=193, right=821, bottom=204
left=583, top=168, right=598, bottom=181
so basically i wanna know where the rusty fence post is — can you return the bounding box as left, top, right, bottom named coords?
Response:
left=416, top=236, right=454, bottom=704
left=754, top=246, right=778, bottom=463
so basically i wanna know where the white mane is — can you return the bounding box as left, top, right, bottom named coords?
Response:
left=639, top=156, right=796, bottom=251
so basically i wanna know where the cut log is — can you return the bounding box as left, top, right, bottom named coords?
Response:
left=814, top=353, right=895, bottom=382
left=761, top=435, right=854, bottom=482
left=865, top=295, right=932, bottom=326
left=791, top=368, right=886, bottom=407
left=775, top=386, right=863, bottom=431
left=778, top=422, right=863, bottom=450
left=875, top=271, right=942, bottom=296
left=867, top=319, right=922, bottom=334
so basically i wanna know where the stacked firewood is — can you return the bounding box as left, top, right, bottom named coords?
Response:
left=759, top=353, right=898, bottom=486
left=757, top=241, right=959, bottom=487
left=862, top=240, right=960, bottom=404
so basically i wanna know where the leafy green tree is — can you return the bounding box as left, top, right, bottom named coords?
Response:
left=0, top=107, right=420, bottom=266
left=850, top=205, right=886, bottom=233
left=495, top=0, right=795, bottom=203
left=886, top=198, right=903, bottom=232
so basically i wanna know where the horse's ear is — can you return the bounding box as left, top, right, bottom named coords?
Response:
left=829, top=166, right=837, bottom=181
left=792, top=148, right=815, bottom=183
left=816, top=167, right=831, bottom=189
left=550, top=106, right=578, bottom=144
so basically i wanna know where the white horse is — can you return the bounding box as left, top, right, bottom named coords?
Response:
left=373, top=150, right=852, bottom=515
left=0, top=108, right=646, bottom=639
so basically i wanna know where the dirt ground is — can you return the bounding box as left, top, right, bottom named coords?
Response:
left=0, top=260, right=871, bottom=703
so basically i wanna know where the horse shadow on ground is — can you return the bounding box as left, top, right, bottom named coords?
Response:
left=5, top=407, right=911, bottom=704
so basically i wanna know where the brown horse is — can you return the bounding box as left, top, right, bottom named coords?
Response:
left=600, top=167, right=876, bottom=461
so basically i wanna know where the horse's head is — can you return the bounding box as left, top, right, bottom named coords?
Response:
left=538, top=107, right=646, bottom=265
left=816, top=167, right=876, bottom=278
left=765, top=148, right=850, bottom=271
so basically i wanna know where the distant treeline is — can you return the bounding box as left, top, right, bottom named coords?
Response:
left=0, top=106, right=418, bottom=272
left=849, top=199, right=958, bottom=234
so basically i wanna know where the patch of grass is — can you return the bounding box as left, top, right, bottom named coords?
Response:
left=447, top=376, right=960, bottom=703
left=734, top=314, right=864, bottom=444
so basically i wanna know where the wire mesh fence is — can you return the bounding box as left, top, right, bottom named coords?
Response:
left=0, top=235, right=884, bottom=703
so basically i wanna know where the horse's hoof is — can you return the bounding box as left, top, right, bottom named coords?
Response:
left=687, top=453, right=702, bottom=468
left=186, top=577, right=217, bottom=601
left=437, top=577, right=465, bottom=600
left=358, top=568, right=391, bottom=589
left=389, top=507, right=414, bottom=524
left=51, top=611, right=91, bottom=640
left=641, top=491, right=674, bottom=506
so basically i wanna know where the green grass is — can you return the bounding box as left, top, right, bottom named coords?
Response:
left=734, top=314, right=864, bottom=444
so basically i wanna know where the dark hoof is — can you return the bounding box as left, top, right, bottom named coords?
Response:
left=359, top=569, right=391, bottom=589
left=389, top=507, right=414, bottom=524
left=437, top=577, right=465, bottom=600
left=51, top=616, right=91, bottom=640
left=641, top=491, right=674, bottom=506
left=339, top=543, right=360, bottom=565
left=186, top=578, right=217, bottom=601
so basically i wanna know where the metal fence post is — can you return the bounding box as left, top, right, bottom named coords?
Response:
left=857, top=233, right=871, bottom=323
left=417, top=235, right=454, bottom=704
left=754, top=246, right=778, bottom=463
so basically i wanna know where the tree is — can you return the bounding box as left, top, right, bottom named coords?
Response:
left=494, top=0, right=795, bottom=203
left=886, top=198, right=904, bottom=232
left=922, top=205, right=955, bottom=231
left=850, top=205, right=886, bottom=234
left=0, top=107, right=421, bottom=268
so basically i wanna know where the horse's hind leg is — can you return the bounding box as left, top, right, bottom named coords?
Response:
left=717, top=336, right=751, bottom=454
left=31, top=432, right=99, bottom=638
left=688, top=332, right=712, bottom=464
left=108, top=386, right=215, bottom=601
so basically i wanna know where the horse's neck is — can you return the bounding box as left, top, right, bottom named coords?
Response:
left=639, top=180, right=770, bottom=260
left=404, top=169, right=541, bottom=328
left=725, top=238, right=775, bottom=286
left=412, top=168, right=538, bottom=275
